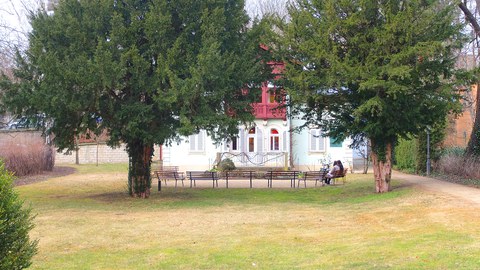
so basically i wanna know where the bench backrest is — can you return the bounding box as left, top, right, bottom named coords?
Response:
left=161, top=166, right=179, bottom=171
left=187, top=171, right=219, bottom=180
left=266, top=171, right=300, bottom=178
left=155, top=170, right=183, bottom=179
left=225, top=170, right=256, bottom=178
left=303, top=171, right=327, bottom=179
left=333, top=169, right=344, bottom=177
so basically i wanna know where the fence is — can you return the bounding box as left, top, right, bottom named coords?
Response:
left=219, top=152, right=287, bottom=168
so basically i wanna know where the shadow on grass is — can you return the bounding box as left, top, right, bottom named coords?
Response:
left=84, top=180, right=411, bottom=210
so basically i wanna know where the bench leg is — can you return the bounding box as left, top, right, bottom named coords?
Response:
left=158, top=180, right=161, bottom=191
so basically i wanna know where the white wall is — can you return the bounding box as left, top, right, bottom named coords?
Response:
left=290, top=117, right=354, bottom=171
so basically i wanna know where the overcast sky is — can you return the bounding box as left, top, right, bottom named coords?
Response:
left=0, top=0, right=287, bottom=50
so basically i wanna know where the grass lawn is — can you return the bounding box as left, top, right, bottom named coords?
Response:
left=17, top=164, right=480, bottom=269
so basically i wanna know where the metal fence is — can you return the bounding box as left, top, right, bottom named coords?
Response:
left=219, top=152, right=287, bottom=168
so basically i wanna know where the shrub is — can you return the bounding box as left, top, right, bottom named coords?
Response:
left=217, top=158, right=236, bottom=172
left=0, top=161, right=38, bottom=269
left=0, top=139, right=55, bottom=176
left=395, top=137, right=418, bottom=173
left=435, top=148, right=480, bottom=180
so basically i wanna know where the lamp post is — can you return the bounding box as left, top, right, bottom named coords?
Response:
left=426, top=126, right=431, bottom=176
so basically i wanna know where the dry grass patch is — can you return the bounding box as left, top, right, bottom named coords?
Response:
left=16, top=164, right=480, bottom=269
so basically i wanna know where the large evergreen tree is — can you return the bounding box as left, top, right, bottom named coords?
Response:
left=279, top=0, right=464, bottom=192
left=0, top=0, right=271, bottom=198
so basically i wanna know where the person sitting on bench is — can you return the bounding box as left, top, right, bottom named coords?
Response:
left=325, top=160, right=343, bottom=185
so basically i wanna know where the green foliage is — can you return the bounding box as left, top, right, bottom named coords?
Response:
left=416, top=120, right=447, bottom=173
left=217, top=158, right=236, bottom=172
left=440, top=147, right=466, bottom=157
left=0, top=162, right=37, bottom=269
left=1, top=0, right=273, bottom=197
left=279, top=0, right=465, bottom=161
left=395, top=137, right=418, bottom=173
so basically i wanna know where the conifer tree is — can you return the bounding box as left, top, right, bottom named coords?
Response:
left=280, top=0, right=465, bottom=192
left=1, top=0, right=271, bottom=198
left=0, top=162, right=37, bottom=269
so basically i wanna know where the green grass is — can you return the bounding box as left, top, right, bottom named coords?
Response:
left=16, top=164, right=480, bottom=269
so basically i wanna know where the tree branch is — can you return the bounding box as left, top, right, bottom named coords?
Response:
left=459, top=2, right=480, bottom=36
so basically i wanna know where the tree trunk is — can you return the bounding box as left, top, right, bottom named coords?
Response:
left=127, top=140, right=153, bottom=198
left=370, top=140, right=392, bottom=193
left=466, top=84, right=480, bottom=156
left=458, top=4, right=480, bottom=157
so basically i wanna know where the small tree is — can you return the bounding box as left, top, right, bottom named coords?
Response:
left=279, top=0, right=465, bottom=192
left=0, top=161, right=38, bottom=269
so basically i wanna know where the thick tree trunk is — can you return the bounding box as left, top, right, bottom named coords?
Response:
left=458, top=4, right=480, bottom=156
left=370, top=140, right=392, bottom=193
left=127, top=140, right=153, bottom=198
left=466, top=84, right=480, bottom=156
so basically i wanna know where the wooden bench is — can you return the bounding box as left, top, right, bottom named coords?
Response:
left=187, top=171, right=220, bottom=188
left=298, top=170, right=328, bottom=188
left=224, top=170, right=256, bottom=188
left=160, top=166, right=179, bottom=172
left=330, top=168, right=348, bottom=185
left=154, top=170, right=185, bottom=191
left=265, top=171, right=300, bottom=188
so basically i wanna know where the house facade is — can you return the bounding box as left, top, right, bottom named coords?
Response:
left=55, top=61, right=365, bottom=172
left=443, top=84, right=477, bottom=148
left=162, top=61, right=363, bottom=172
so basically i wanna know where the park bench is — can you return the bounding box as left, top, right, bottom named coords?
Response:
left=298, top=170, right=328, bottom=188
left=187, top=171, right=220, bottom=188
left=330, top=168, right=348, bottom=185
left=265, top=171, right=301, bottom=188
left=160, top=166, right=179, bottom=172
left=154, top=170, right=185, bottom=191
left=224, top=170, right=256, bottom=188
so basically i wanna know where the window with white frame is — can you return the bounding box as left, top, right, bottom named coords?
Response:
left=309, top=129, right=326, bottom=152
left=230, top=136, right=240, bottom=151
left=189, top=131, right=205, bottom=152
left=270, top=128, right=280, bottom=151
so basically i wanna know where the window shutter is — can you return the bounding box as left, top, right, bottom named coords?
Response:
left=310, top=130, right=317, bottom=151
left=257, top=128, right=263, bottom=153
left=283, top=131, right=287, bottom=151
left=198, top=131, right=204, bottom=151
left=240, top=128, right=245, bottom=153
left=189, top=135, right=196, bottom=151
left=318, top=132, right=325, bottom=151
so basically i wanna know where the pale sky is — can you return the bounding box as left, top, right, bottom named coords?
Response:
left=0, top=0, right=285, bottom=52
left=0, top=0, right=41, bottom=47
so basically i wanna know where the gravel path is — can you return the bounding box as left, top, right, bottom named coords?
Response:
left=393, top=170, right=480, bottom=206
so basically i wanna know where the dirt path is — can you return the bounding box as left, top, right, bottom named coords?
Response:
left=14, top=166, right=76, bottom=186
left=393, top=170, right=480, bottom=206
